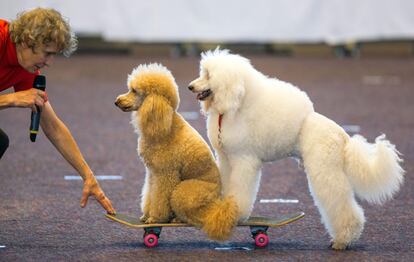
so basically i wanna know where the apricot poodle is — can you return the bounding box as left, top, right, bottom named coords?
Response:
left=115, top=63, right=238, bottom=240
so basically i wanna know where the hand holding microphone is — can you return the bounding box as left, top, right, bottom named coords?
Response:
left=30, top=75, right=46, bottom=142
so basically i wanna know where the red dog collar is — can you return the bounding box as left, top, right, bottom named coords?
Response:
left=218, top=114, right=224, bottom=132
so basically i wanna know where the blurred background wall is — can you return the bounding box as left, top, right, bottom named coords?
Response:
left=1, top=0, right=414, bottom=57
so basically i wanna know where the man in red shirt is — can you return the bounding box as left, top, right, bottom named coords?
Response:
left=0, top=8, right=115, bottom=215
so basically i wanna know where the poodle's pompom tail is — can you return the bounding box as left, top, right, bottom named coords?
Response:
left=344, top=134, right=404, bottom=205
left=202, top=196, right=239, bottom=241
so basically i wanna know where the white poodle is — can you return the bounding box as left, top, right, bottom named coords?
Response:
left=188, top=48, right=404, bottom=250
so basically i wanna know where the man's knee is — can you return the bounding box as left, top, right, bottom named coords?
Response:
left=0, top=128, right=9, bottom=159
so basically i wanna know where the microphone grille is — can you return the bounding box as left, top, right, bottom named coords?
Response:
left=33, top=75, right=46, bottom=90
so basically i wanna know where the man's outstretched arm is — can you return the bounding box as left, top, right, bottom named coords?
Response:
left=40, top=101, right=116, bottom=214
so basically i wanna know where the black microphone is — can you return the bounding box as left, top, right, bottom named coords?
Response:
left=30, top=75, right=46, bottom=142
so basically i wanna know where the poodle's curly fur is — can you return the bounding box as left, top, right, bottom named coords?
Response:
left=188, top=48, right=405, bottom=250
left=115, top=63, right=239, bottom=240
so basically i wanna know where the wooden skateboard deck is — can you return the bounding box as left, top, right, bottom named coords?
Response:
left=105, top=212, right=304, bottom=248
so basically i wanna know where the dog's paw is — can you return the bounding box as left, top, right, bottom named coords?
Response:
left=330, top=241, right=349, bottom=251
left=170, top=217, right=184, bottom=223
left=140, top=214, right=149, bottom=222
left=144, top=216, right=158, bottom=224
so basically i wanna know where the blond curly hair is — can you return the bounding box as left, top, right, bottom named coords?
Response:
left=9, top=7, right=78, bottom=57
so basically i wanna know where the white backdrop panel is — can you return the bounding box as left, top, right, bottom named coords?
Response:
left=1, top=0, right=414, bottom=44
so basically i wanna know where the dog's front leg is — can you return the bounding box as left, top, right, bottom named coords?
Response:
left=146, top=172, right=180, bottom=224
left=216, top=150, right=231, bottom=195
left=140, top=171, right=151, bottom=222
left=226, top=155, right=263, bottom=221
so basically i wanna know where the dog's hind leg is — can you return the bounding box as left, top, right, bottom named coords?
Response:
left=299, top=113, right=365, bottom=250
left=170, top=179, right=220, bottom=225
left=304, top=160, right=365, bottom=250
left=170, top=178, right=239, bottom=240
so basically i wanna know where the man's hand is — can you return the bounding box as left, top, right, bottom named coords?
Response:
left=80, top=177, right=116, bottom=215
left=12, top=88, right=47, bottom=111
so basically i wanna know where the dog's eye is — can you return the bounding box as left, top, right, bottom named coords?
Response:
left=131, top=89, right=137, bottom=94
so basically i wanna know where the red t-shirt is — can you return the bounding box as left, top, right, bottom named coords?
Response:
left=0, top=19, right=39, bottom=93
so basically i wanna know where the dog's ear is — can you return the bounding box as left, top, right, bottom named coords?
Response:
left=214, top=79, right=245, bottom=114
left=138, top=94, right=173, bottom=139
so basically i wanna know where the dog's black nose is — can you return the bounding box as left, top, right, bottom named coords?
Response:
left=188, top=85, right=194, bottom=91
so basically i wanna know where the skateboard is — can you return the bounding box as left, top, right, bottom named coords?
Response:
left=105, top=212, right=304, bottom=248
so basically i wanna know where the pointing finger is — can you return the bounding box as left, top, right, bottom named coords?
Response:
left=97, top=196, right=116, bottom=215
left=80, top=191, right=88, bottom=208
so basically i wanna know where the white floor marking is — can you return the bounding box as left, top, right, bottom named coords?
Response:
left=362, top=75, right=400, bottom=86
left=342, top=125, right=360, bottom=134
left=64, top=175, right=123, bottom=181
left=215, top=247, right=252, bottom=251
left=260, top=199, right=299, bottom=204
left=179, top=111, right=199, bottom=120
